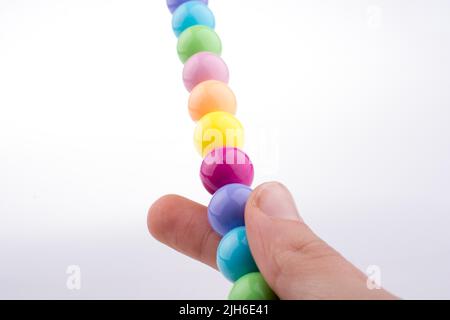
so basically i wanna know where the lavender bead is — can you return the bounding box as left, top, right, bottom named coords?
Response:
left=200, top=147, right=254, bottom=195
left=208, top=184, right=252, bottom=236
left=166, top=0, right=208, bottom=14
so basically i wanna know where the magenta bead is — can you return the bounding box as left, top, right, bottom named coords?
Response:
left=183, top=52, right=230, bottom=92
left=200, top=147, right=254, bottom=195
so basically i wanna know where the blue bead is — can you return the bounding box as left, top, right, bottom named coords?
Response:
left=217, top=227, right=259, bottom=282
left=172, top=1, right=215, bottom=37
left=208, top=183, right=252, bottom=236
left=167, top=0, right=208, bottom=14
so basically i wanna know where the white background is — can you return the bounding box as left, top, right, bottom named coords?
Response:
left=1, top=0, right=450, bottom=299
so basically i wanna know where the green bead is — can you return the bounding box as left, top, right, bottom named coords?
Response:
left=177, top=25, right=222, bottom=63
left=228, top=273, right=278, bottom=300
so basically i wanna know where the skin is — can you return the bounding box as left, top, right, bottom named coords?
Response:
left=148, top=182, right=398, bottom=300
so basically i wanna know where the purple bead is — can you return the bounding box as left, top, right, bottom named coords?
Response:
left=208, top=184, right=252, bottom=236
left=200, top=147, right=254, bottom=195
left=166, top=0, right=208, bottom=14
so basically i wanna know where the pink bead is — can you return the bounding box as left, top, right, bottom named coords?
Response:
left=183, top=52, right=230, bottom=92
left=200, top=147, right=254, bottom=195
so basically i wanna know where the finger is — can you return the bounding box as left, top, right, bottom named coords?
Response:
left=147, top=194, right=220, bottom=269
left=245, top=182, right=397, bottom=300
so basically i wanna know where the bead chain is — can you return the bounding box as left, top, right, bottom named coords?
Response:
left=166, top=0, right=277, bottom=300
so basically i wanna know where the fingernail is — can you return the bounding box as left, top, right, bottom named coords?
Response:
left=254, top=182, right=302, bottom=222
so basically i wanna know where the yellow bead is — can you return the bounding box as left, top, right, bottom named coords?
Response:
left=194, top=111, right=244, bottom=157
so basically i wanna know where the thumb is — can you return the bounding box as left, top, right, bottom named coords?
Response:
left=245, top=182, right=397, bottom=300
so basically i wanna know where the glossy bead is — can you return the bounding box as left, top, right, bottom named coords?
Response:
left=189, top=80, right=236, bottom=121
left=217, top=227, right=258, bottom=282
left=200, top=147, right=254, bottom=195
left=194, top=111, right=244, bottom=157
left=228, top=273, right=278, bottom=300
left=172, top=1, right=215, bottom=37
left=167, top=0, right=208, bottom=14
left=177, top=25, right=222, bottom=63
left=207, top=183, right=251, bottom=236
left=183, top=52, right=229, bottom=92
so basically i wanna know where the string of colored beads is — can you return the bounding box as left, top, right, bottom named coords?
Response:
left=166, top=0, right=277, bottom=300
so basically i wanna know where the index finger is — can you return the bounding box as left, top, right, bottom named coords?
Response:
left=147, top=194, right=220, bottom=269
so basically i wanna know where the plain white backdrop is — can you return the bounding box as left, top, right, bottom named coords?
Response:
left=1, top=0, right=450, bottom=299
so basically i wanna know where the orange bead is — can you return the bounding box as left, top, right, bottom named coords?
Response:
left=188, top=80, right=237, bottom=121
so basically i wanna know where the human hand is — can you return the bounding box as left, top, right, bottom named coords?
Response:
left=147, top=182, right=398, bottom=300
